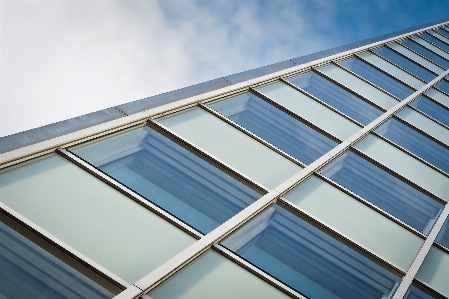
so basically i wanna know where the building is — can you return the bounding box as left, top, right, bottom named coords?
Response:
left=1, top=17, right=449, bottom=299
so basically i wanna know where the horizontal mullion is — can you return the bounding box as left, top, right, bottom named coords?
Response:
left=385, top=44, right=440, bottom=76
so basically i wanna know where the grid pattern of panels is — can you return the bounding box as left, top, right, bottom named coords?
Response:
left=1, top=21, right=449, bottom=299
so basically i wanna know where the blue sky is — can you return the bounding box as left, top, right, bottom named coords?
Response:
left=1, top=0, right=449, bottom=137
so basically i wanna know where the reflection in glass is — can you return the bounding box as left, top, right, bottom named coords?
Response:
left=436, top=216, right=449, bottom=249
left=319, top=151, right=442, bottom=234
left=288, top=72, right=383, bottom=125
left=422, top=33, right=449, bottom=53
left=375, top=47, right=436, bottom=82
left=410, top=96, right=449, bottom=127
left=209, top=93, right=337, bottom=165
left=405, top=286, right=440, bottom=299
left=222, top=205, right=400, bottom=299
left=436, top=28, right=449, bottom=39
left=375, top=118, right=449, bottom=173
left=339, top=57, right=413, bottom=99
left=0, top=220, right=114, bottom=299
left=435, top=80, right=449, bottom=94
left=73, top=127, right=261, bottom=234
left=416, top=247, right=449, bottom=297
left=401, top=40, right=449, bottom=69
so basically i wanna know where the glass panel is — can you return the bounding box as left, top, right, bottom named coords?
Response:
left=73, top=127, right=261, bottom=234
left=405, top=285, right=441, bottom=299
left=436, top=216, right=449, bottom=249
left=209, top=93, right=337, bottom=165
left=319, top=151, right=442, bottom=234
left=412, top=37, right=449, bottom=60
left=222, top=205, right=401, bottom=299
left=158, top=107, right=302, bottom=190
left=0, top=219, right=115, bottom=299
left=410, top=96, right=449, bottom=127
left=435, top=80, right=449, bottom=94
left=147, top=250, right=291, bottom=299
left=284, top=175, right=423, bottom=270
left=426, top=88, right=449, bottom=108
left=422, top=33, right=449, bottom=53
left=375, top=118, right=449, bottom=174
left=354, top=134, right=449, bottom=201
left=416, top=247, right=449, bottom=297
left=401, top=40, right=449, bottom=69
left=430, top=31, right=449, bottom=46
left=339, top=57, right=414, bottom=99
left=436, top=28, right=449, bottom=39
left=257, top=81, right=361, bottom=140
left=389, top=43, right=444, bottom=74
left=375, top=47, right=437, bottom=82
left=318, top=64, right=399, bottom=109
left=360, top=51, right=425, bottom=89
left=287, top=71, right=383, bottom=125
left=0, top=154, right=195, bottom=283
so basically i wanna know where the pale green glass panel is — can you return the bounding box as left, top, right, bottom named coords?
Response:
left=284, top=175, right=423, bottom=271
left=257, top=81, right=361, bottom=140
left=412, top=37, right=449, bottom=60
left=158, top=108, right=302, bottom=190
left=319, top=64, right=399, bottom=109
left=397, top=107, right=449, bottom=146
left=390, top=43, right=445, bottom=74
left=425, top=88, right=449, bottom=108
left=354, top=134, right=449, bottom=201
left=416, top=247, right=449, bottom=297
left=148, top=250, right=292, bottom=299
left=0, top=154, right=195, bottom=283
left=359, top=52, right=425, bottom=89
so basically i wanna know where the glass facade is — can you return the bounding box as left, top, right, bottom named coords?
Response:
left=1, top=20, right=449, bottom=299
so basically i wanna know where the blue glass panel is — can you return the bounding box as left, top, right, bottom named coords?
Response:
left=410, top=96, right=449, bottom=127
left=0, top=219, right=114, bottom=299
left=73, top=127, right=261, bottom=234
left=437, top=29, right=449, bottom=39
left=401, top=40, right=449, bottom=69
left=222, top=205, right=400, bottom=299
left=209, top=93, right=337, bottom=165
left=375, top=47, right=436, bottom=82
left=288, top=72, right=383, bottom=125
left=375, top=118, right=449, bottom=173
left=422, top=33, right=449, bottom=53
left=405, top=286, right=440, bottom=299
left=319, top=151, right=443, bottom=234
left=339, top=57, right=414, bottom=100
left=435, top=80, right=449, bottom=94
left=436, top=216, right=449, bottom=249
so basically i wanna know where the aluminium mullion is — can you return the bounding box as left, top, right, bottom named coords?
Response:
left=429, top=31, right=449, bottom=46
left=313, top=65, right=392, bottom=111
left=212, top=244, right=307, bottom=299
left=385, top=44, right=440, bottom=76
left=278, top=77, right=367, bottom=127
left=433, top=242, right=449, bottom=255
left=198, top=103, right=306, bottom=167
left=399, top=40, right=449, bottom=71
left=410, top=279, right=447, bottom=299
left=419, top=35, right=449, bottom=55
left=405, top=101, right=449, bottom=131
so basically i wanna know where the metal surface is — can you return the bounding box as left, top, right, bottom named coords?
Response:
left=400, top=39, right=448, bottom=71
left=385, top=44, right=440, bottom=76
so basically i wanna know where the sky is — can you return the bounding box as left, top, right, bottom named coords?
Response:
left=1, top=0, right=449, bottom=137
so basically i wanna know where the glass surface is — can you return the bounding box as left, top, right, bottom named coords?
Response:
left=222, top=205, right=401, bottom=299
left=319, top=151, right=442, bottom=234
left=397, top=106, right=449, bottom=146
left=257, top=81, right=361, bottom=140
left=147, top=250, right=292, bottom=299
left=0, top=154, right=195, bottom=283
left=422, top=33, right=449, bottom=53
left=0, top=219, right=115, bottom=299
left=339, top=57, right=414, bottom=99
left=287, top=71, right=383, bottom=125
left=375, top=118, right=449, bottom=174
left=435, top=79, right=449, bottom=94
left=360, top=51, right=425, bottom=89
left=318, top=64, right=399, bottom=109
left=73, top=127, right=261, bottom=234
left=410, top=96, right=449, bottom=127
left=412, top=37, right=449, bottom=61
left=436, top=28, right=449, bottom=39
left=401, top=40, right=449, bottom=69
left=436, top=216, right=449, bottom=249
left=354, top=134, right=449, bottom=201
left=284, top=175, right=423, bottom=270
left=158, top=107, right=302, bottom=190
left=430, top=31, right=449, bottom=45
left=389, top=43, right=444, bottom=75
left=405, top=285, right=441, bottom=299
left=426, top=88, right=449, bottom=108
left=375, top=47, right=437, bottom=82
left=416, top=247, right=449, bottom=297
left=209, top=93, right=337, bottom=165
